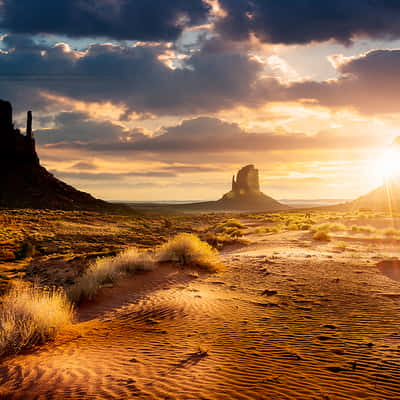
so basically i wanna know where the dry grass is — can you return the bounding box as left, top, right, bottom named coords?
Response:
left=311, top=223, right=346, bottom=233
left=69, top=248, right=156, bottom=303
left=201, top=219, right=249, bottom=249
left=333, top=241, right=347, bottom=251
left=214, top=219, right=244, bottom=233
left=350, top=225, right=376, bottom=234
left=156, top=233, right=224, bottom=273
left=113, top=248, right=156, bottom=273
left=0, top=282, right=74, bottom=357
left=313, top=230, right=331, bottom=242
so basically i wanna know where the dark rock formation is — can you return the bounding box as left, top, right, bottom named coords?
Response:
left=216, top=165, right=288, bottom=211
left=231, top=164, right=260, bottom=195
left=172, top=165, right=289, bottom=212
left=0, top=100, right=129, bottom=212
left=224, top=165, right=261, bottom=199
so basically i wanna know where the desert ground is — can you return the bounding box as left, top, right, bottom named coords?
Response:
left=1, top=210, right=400, bottom=399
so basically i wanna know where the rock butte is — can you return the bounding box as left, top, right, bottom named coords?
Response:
left=217, top=164, right=288, bottom=211
left=0, top=100, right=128, bottom=211
left=175, top=164, right=289, bottom=212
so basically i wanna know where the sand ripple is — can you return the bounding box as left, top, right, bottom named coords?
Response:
left=1, top=252, right=400, bottom=399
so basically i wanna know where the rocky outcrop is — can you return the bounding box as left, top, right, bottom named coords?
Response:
left=0, top=100, right=129, bottom=212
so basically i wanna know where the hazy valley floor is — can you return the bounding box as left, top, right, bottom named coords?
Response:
left=1, top=227, right=400, bottom=399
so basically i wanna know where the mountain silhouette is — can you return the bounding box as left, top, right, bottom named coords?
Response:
left=0, top=100, right=129, bottom=212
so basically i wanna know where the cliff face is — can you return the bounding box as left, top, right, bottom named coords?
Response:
left=0, top=100, right=127, bottom=212
left=0, top=100, right=39, bottom=167
left=231, top=164, right=260, bottom=195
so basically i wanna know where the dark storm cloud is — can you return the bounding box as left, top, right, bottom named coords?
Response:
left=35, top=112, right=128, bottom=144
left=216, top=0, right=400, bottom=44
left=0, top=0, right=210, bottom=41
left=2, top=34, right=399, bottom=122
left=0, top=35, right=262, bottom=115
left=3, top=0, right=400, bottom=46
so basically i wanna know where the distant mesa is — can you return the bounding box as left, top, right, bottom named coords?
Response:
left=0, top=100, right=128, bottom=211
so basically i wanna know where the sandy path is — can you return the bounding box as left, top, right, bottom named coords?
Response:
left=1, top=233, right=400, bottom=399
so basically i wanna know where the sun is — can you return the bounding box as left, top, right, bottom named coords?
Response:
left=377, top=148, right=400, bottom=180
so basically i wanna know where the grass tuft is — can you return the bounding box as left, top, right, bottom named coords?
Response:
left=313, top=230, right=331, bottom=241
left=69, top=248, right=156, bottom=303
left=156, top=233, right=224, bottom=273
left=0, top=282, right=74, bottom=357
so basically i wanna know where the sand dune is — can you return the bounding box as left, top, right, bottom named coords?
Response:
left=1, top=230, right=400, bottom=399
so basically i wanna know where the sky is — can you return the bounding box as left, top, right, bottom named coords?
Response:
left=1, top=0, right=400, bottom=201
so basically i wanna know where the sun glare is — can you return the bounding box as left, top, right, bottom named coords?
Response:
left=377, top=148, right=400, bottom=180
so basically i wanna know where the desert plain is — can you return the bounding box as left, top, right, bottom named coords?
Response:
left=0, top=209, right=399, bottom=400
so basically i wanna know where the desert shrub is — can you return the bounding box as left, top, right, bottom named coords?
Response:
left=202, top=231, right=244, bottom=249
left=255, top=225, right=284, bottom=234
left=287, top=223, right=300, bottom=231
left=215, top=219, right=244, bottom=233
left=313, top=231, right=331, bottom=241
left=311, top=223, right=346, bottom=233
left=156, top=233, right=224, bottom=273
left=0, top=282, right=74, bottom=357
left=381, top=228, right=400, bottom=237
left=222, top=227, right=244, bottom=237
left=14, top=241, right=36, bottom=260
left=111, top=248, right=156, bottom=273
left=334, top=241, right=347, bottom=250
left=69, top=248, right=156, bottom=303
left=350, top=225, right=376, bottom=234
left=263, top=215, right=283, bottom=223
left=299, top=223, right=311, bottom=230
left=287, top=221, right=312, bottom=231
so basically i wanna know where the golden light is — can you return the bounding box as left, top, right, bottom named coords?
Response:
left=377, top=148, right=400, bottom=180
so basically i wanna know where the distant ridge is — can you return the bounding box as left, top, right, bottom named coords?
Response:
left=344, top=180, right=400, bottom=212
left=0, top=100, right=130, bottom=212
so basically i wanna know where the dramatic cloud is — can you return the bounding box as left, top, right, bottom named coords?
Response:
left=0, top=0, right=210, bottom=41
left=217, top=0, right=400, bottom=44
left=287, top=49, right=400, bottom=114
left=0, top=35, right=262, bottom=115
left=3, top=0, right=400, bottom=46
left=35, top=112, right=128, bottom=144
left=44, top=116, right=382, bottom=155
left=4, top=33, right=400, bottom=128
